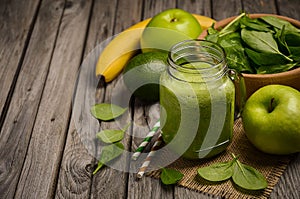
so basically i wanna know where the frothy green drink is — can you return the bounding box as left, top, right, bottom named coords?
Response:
left=160, top=40, right=235, bottom=159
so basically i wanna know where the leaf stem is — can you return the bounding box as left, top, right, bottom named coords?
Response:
left=219, top=12, right=246, bottom=37
left=93, top=162, right=103, bottom=175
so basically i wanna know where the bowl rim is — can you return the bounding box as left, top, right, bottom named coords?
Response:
left=199, top=13, right=300, bottom=78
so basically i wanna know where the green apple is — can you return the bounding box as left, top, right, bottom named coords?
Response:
left=141, top=8, right=202, bottom=52
left=242, top=84, right=300, bottom=155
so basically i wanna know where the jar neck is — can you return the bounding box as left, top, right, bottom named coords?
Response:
left=167, top=40, right=227, bottom=83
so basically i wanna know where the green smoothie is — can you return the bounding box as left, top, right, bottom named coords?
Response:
left=160, top=62, right=235, bottom=159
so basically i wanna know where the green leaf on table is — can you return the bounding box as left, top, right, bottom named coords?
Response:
left=96, top=123, right=130, bottom=143
left=160, top=168, right=184, bottom=185
left=197, top=160, right=235, bottom=182
left=260, top=16, right=300, bottom=33
left=232, top=160, right=268, bottom=190
left=197, top=153, right=268, bottom=191
left=93, top=142, right=124, bottom=175
left=91, top=103, right=127, bottom=121
left=96, top=129, right=124, bottom=143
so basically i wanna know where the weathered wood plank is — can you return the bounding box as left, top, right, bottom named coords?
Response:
left=54, top=45, right=100, bottom=199
left=211, top=0, right=242, bottom=21
left=90, top=0, right=143, bottom=198
left=142, top=0, right=176, bottom=19
left=177, top=0, right=212, bottom=17
left=90, top=76, right=132, bottom=199
left=13, top=0, right=93, bottom=198
left=277, top=0, right=300, bottom=20
left=0, top=0, right=40, bottom=126
left=0, top=0, right=64, bottom=198
left=271, top=154, right=300, bottom=198
left=242, top=0, right=277, bottom=14
left=270, top=2, right=300, bottom=199
left=126, top=1, right=176, bottom=198
left=54, top=0, right=118, bottom=198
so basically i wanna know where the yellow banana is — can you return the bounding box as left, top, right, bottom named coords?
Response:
left=95, top=15, right=215, bottom=83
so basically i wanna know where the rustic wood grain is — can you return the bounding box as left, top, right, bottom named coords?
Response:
left=242, top=0, right=277, bottom=14
left=271, top=154, right=300, bottom=198
left=0, top=0, right=64, bottom=198
left=90, top=0, right=143, bottom=198
left=142, top=0, right=176, bottom=19
left=54, top=42, right=100, bottom=199
left=13, top=0, right=93, bottom=198
left=55, top=0, right=119, bottom=198
left=0, top=0, right=299, bottom=198
left=90, top=76, right=132, bottom=199
left=277, top=0, right=300, bottom=20
left=211, top=0, right=242, bottom=21
left=0, top=0, right=40, bottom=127
left=177, top=0, right=212, bottom=17
left=126, top=1, right=177, bottom=198
left=270, top=2, right=300, bottom=199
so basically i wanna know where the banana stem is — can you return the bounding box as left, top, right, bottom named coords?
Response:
left=97, top=75, right=106, bottom=88
left=95, top=75, right=106, bottom=103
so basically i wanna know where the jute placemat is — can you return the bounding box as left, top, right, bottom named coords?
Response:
left=148, top=118, right=295, bottom=199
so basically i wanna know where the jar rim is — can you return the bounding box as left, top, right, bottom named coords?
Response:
left=167, top=39, right=227, bottom=82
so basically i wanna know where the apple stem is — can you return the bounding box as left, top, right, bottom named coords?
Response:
left=170, top=18, right=177, bottom=23
left=268, top=97, right=275, bottom=113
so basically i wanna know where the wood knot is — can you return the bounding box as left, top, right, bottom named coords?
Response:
left=85, top=164, right=94, bottom=173
left=65, top=1, right=73, bottom=9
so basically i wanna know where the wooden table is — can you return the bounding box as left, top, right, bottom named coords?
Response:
left=1, top=0, right=299, bottom=198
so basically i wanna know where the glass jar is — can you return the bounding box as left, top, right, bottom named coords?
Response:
left=160, top=40, right=239, bottom=159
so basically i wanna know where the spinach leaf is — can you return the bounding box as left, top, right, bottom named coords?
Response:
left=93, top=142, right=124, bottom=175
left=241, top=29, right=279, bottom=53
left=91, top=103, right=127, bottom=121
left=289, top=47, right=300, bottom=62
left=232, top=160, right=268, bottom=190
left=245, top=48, right=290, bottom=66
left=260, top=16, right=300, bottom=33
left=241, top=29, right=293, bottom=62
left=219, top=12, right=245, bottom=37
left=274, top=26, right=291, bottom=55
left=160, top=168, right=184, bottom=185
left=197, top=153, right=268, bottom=191
left=276, top=26, right=300, bottom=62
left=197, top=160, right=235, bottom=181
left=97, top=129, right=125, bottom=143
left=257, top=62, right=298, bottom=74
left=96, top=123, right=130, bottom=143
left=218, top=33, right=253, bottom=73
left=285, top=30, right=300, bottom=44
left=205, top=25, right=220, bottom=43
left=240, top=16, right=271, bottom=32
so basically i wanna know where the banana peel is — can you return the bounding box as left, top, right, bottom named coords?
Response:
left=95, top=14, right=215, bottom=85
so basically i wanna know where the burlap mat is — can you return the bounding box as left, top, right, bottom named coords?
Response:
left=148, top=118, right=295, bottom=199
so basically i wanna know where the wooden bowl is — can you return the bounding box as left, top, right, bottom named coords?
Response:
left=199, top=14, right=300, bottom=98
